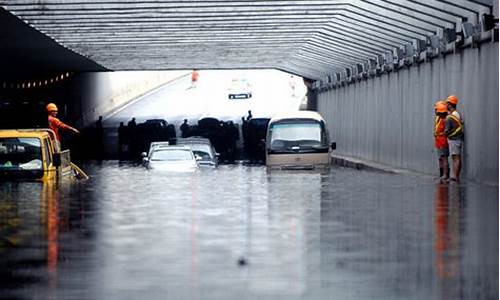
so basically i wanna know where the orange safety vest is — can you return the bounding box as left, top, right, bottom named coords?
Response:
left=434, top=116, right=448, bottom=149
left=447, top=113, right=463, bottom=138
left=48, top=115, right=72, bottom=142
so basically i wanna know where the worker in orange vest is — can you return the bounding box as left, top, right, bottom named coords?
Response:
left=444, top=95, right=464, bottom=182
left=46, top=103, right=79, bottom=143
left=434, top=100, right=449, bottom=181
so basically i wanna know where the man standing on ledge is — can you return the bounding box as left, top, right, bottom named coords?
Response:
left=444, top=95, right=464, bottom=182
left=46, top=102, right=79, bottom=143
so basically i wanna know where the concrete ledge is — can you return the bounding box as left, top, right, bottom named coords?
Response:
left=331, top=154, right=499, bottom=187
left=331, top=154, right=403, bottom=174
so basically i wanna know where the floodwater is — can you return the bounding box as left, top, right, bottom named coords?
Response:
left=0, top=162, right=497, bottom=300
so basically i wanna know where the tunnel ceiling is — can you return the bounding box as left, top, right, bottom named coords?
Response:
left=0, top=0, right=495, bottom=80
left=0, top=7, right=107, bottom=79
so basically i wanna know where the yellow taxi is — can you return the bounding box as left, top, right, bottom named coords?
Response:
left=0, top=129, right=87, bottom=182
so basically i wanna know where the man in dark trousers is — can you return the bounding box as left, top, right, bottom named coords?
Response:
left=445, top=95, right=464, bottom=182
left=180, top=119, right=190, bottom=138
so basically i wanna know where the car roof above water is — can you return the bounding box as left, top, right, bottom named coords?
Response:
left=151, top=145, right=191, bottom=151
left=0, top=129, right=51, bottom=139
left=176, top=137, right=212, bottom=145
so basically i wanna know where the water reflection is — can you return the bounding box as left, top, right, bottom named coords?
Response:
left=434, top=183, right=462, bottom=298
left=44, top=182, right=58, bottom=287
left=0, top=163, right=497, bottom=300
left=319, top=170, right=497, bottom=300
left=0, top=179, right=94, bottom=299
left=0, top=182, right=47, bottom=288
left=257, top=170, right=323, bottom=295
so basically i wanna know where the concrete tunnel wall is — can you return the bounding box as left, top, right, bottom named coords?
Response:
left=317, top=42, right=498, bottom=184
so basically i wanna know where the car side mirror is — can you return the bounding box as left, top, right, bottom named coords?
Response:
left=331, top=142, right=336, bottom=150
left=141, top=152, right=147, bottom=158
left=215, top=152, right=220, bottom=157
left=195, top=155, right=203, bottom=161
left=53, top=152, right=61, bottom=167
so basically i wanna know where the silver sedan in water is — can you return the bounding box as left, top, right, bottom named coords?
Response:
left=142, top=145, right=199, bottom=172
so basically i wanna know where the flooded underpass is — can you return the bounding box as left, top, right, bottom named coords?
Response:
left=0, top=163, right=497, bottom=300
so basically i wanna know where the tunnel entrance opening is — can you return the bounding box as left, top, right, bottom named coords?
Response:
left=97, top=69, right=307, bottom=163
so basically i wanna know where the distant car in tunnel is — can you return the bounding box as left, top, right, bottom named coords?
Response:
left=142, top=145, right=199, bottom=172
left=144, top=119, right=168, bottom=127
left=228, top=78, right=252, bottom=99
left=197, top=117, right=220, bottom=131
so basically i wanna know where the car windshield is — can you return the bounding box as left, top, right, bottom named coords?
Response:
left=0, top=137, right=43, bottom=170
left=193, top=150, right=212, bottom=161
left=151, top=149, right=193, bottom=161
left=185, top=144, right=212, bottom=157
left=269, top=122, right=327, bottom=151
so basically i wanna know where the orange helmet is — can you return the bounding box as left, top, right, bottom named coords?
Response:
left=446, top=95, right=458, bottom=105
left=46, top=103, right=58, bottom=112
left=435, top=101, right=448, bottom=113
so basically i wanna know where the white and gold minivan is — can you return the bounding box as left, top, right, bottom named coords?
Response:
left=265, top=111, right=335, bottom=170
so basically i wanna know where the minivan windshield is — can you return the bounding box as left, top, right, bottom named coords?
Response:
left=269, top=121, right=328, bottom=152
left=0, top=138, right=43, bottom=170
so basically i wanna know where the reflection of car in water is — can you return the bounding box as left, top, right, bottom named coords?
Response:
left=142, top=144, right=199, bottom=172
left=246, top=118, right=270, bottom=163
left=0, top=129, right=87, bottom=181
left=266, top=111, right=336, bottom=170
left=175, top=137, right=219, bottom=167
left=228, top=78, right=252, bottom=99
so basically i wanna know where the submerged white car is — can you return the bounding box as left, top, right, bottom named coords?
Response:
left=142, top=145, right=199, bottom=172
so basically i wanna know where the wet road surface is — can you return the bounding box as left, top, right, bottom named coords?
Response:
left=0, top=163, right=497, bottom=300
